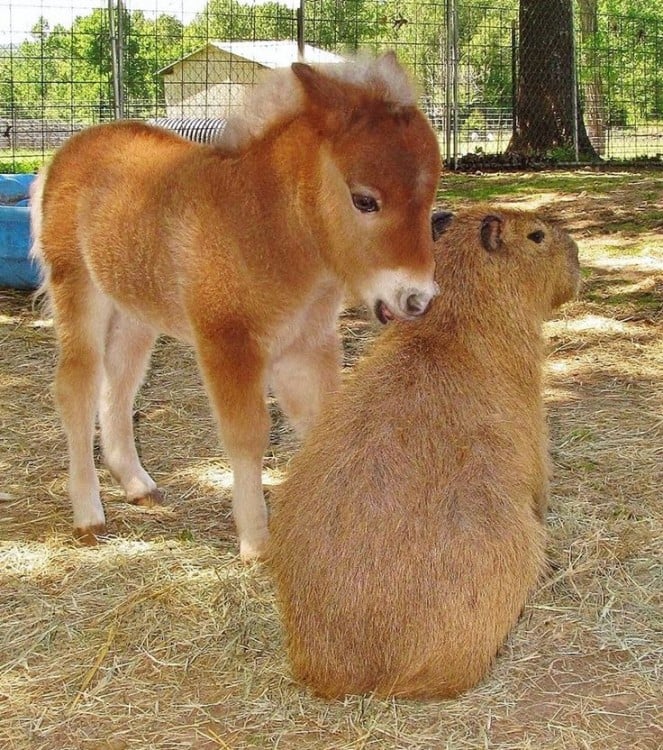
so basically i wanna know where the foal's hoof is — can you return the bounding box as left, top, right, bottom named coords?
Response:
left=74, top=524, right=108, bottom=546
left=239, top=532, right=269, bottom=563
left=130, top=488, right=166, bottom=508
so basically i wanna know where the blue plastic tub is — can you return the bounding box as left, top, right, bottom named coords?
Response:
left=0, top=174, right=39, bottom=290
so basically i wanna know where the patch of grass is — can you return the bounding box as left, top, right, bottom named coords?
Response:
left=560, top=426, right=595, bottom=446
left=437, top=169, right=663, bottom=251
left=0, top=152, right=47, bottom=173
left=439, top=168, right=661, bottom=203
left=437, top=169, right=649, bottom=204
left=179, top=528, right=195, bottom=543
left=585, top=288, right=661, bottom=309
left=603, top=243, right=656, bottom=257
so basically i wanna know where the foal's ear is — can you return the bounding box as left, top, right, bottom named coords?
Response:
left=480, top=214, right=504, bottom=252
left=375, top=50, right=401, bottom=82
left=292, top=63, right=349, bottom=112
left=379, top=50, right=398, bottom=66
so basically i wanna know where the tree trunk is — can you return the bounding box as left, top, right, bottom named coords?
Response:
left=508, top=0, right=598, bottom=159
left=578, top=0, right=605, bottom=155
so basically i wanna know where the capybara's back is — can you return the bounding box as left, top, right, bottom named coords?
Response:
left=269, top=205, right=580, bottom=699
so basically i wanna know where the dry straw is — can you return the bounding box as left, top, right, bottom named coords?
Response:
left=1, top=181, right=661, bottom=749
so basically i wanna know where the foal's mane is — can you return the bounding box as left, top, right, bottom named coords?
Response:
left=221, top=53, right=418, bottom=152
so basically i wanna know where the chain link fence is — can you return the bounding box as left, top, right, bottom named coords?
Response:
left=1, top=0, right=662, bottom=172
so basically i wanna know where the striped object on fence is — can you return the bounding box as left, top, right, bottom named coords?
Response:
left=148, top=117, right=228, bottom=143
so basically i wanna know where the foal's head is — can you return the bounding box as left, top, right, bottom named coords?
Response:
left=295, top=53, right=442, bottom=322
left=226, top=52, right=442, bottom=323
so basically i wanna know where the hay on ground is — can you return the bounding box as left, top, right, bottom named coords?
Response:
left=0, top=172, right=661, bottom=750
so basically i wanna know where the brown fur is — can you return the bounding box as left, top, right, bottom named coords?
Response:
left=29, top=53, right=442, bottom=560
left=268, top=205, right=581, bottom=698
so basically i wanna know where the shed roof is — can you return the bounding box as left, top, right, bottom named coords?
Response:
left=157, top=40, right=344, bottom=76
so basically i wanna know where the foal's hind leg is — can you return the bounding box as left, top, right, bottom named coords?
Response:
left=270, top=335, right=341, bottom=438
left=99, top=311, right=161, bottom=507
left=50, top=278, right=112, bottom=544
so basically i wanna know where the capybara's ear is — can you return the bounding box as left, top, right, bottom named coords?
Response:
left=432, top=210, right=454, bottom=241
left=480, top=214, right=503, bottom=252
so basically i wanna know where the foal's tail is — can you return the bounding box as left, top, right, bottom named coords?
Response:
left=28, top=165, right=52, bottom=314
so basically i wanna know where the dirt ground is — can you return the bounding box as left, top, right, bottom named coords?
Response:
left=0, top=168, right=661, bottom=749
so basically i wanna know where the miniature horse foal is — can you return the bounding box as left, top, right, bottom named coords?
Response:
left=30, top=53, right=442, bottom=559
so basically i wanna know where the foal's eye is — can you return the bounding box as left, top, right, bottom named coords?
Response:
left=352, top=193, right=379, bottom=213
left=528, top=230, right=545, bottom=244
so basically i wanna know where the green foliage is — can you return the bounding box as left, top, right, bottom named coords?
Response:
left=1, top=0, right=662, bottom=140
left=460, top=1, right=517, bottom=107
left=579, top=0, right=663, bottom=124
left=187, top=0, right=297, bottom=44
left=0, top=152, right=46, bottom=173
left=123, top=11, right=187, bottom=116
left=546, top=144, right=586, bottom=162
left=339, top=2, right=520, bottom=117
left=371, top=2, right=447, bottom=94
left=0, top=16, right=111, bottom=120
left=0, top=8, right=185, bottom=122
left=304, top=1, right=384, bottom=52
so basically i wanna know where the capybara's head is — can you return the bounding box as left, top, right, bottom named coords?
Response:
left=432, top=205, right=581, bottom=317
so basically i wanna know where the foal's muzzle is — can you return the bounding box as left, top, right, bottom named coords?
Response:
left=374, top=281, right=439, bottom=324
left=402, top=288, right=435, bottom=316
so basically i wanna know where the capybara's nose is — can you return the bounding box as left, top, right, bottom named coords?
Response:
left=402, top=286, right=438, bottom=317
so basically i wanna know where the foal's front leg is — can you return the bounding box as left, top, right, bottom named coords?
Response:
left=195, top=329, right=271, bottom=561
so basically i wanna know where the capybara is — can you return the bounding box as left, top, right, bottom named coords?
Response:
left=268, top=205, right=580, bottom=699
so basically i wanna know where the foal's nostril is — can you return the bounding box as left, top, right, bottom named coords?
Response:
left=405, top=292, right=429, bottom=316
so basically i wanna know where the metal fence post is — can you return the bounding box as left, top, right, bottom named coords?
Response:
left=571, top=0, right=579, bottom=162
left=445, top=0, right=452, bottom=163
left=452, top=0, right=459, bottom=169
left=445, top=0, right=458, bottom=167
left=109, top=0, right=125, bottom=120
left=511, top=20, right=517, bottom=140
left=297, top=1, right=305, bottom=59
